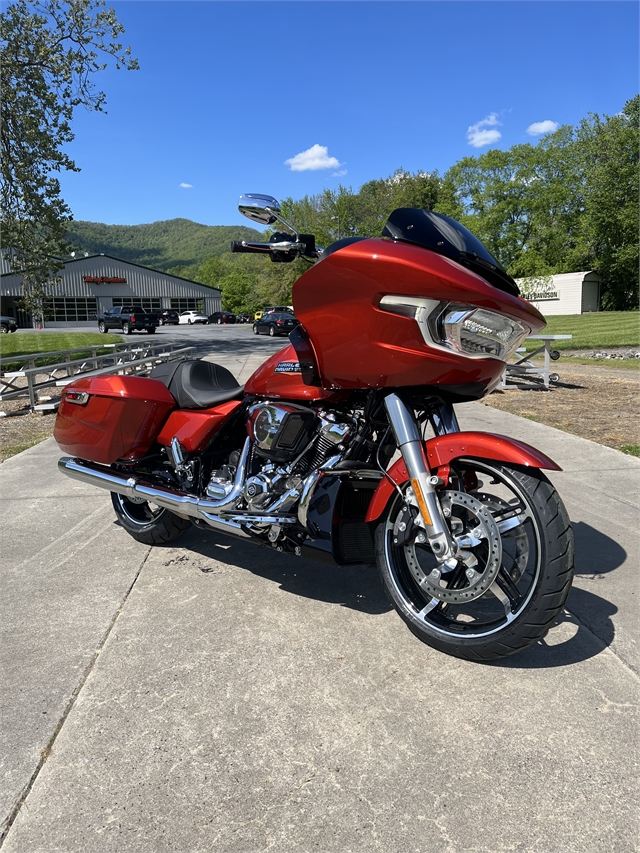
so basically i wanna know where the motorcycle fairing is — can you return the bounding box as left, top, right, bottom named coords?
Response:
left=364, top=432, right=561, bottom=522
left=293, top=237, right=545, bottom=395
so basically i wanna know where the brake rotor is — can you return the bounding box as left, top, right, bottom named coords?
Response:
left=404, top=490, right=502, bottom=603
left=475, top=492, right=529, bottom=583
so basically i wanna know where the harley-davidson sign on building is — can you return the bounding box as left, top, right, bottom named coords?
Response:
left=0, top=255, right=221, bottom=327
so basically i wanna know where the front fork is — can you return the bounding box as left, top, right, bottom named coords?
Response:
left=384, top=394, right=459, bottom=567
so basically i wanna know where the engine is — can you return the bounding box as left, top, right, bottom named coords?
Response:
left=241, top=402, right=353, bottom=512
left=205, top=402, right=353, bottom=518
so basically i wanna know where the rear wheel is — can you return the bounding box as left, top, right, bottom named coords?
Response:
left=253, top=325, right=259, bottom=334
left=269, top=325, right=276, bottom=337
left=111, top=493, right=192, bottom=545
left=122, top=322, right=131, bottom=335
left=375, top=459, right=574, bottom=661
left=147, top=327, right=156, bottom=334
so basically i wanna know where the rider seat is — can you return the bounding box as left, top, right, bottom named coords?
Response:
left=150, top=359, right=244, bottom=409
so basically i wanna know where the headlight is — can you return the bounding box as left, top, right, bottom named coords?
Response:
left=379, top=296, right=530, bottom=362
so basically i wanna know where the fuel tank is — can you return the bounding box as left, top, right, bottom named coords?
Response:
left=291, top=237, right=545, bottom=395
left=243, top=344, right=345, bottom=402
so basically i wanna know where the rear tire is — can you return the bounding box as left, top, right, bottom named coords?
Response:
left=122, top=322, right=131, bottom=335
left=111, top=493, right=192, bottom=545
left=375, top=460, right=574, bottom=661
left=253, top=325, right=259, bottom=334
left=269, top=325, right=276, bottom=337
left=147, top=327, right=156, bottom=334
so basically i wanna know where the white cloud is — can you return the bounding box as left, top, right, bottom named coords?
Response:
left=467, top=113, right=502, bottom=148
left=285, top=144, right=341, bottom=172
left=179, top=182, right=193, bottom=188
left=526, top=120, right=559, bottom=136
left=332, top=169, right=347, bottom=177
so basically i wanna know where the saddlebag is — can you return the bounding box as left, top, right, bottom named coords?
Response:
left=53, top=375, right=176, bottom=464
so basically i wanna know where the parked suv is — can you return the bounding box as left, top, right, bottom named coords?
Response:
left=252, top=312, right=300, bottom=337
left=1, top=316, right=18, bottom=333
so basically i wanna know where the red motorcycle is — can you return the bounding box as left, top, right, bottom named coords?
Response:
left=54, top=194, right=574, bottom=661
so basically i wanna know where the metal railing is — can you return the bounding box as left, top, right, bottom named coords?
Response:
left=1, top=341, right=195, bottom=409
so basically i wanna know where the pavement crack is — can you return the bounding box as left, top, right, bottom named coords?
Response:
left=0, top=549, right=151, bottom=847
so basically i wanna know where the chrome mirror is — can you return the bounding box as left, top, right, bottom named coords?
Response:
left=238, top=193, right=281, bottom=226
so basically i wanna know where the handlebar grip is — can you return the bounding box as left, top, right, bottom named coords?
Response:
left=230, top=240, right=259, bottom=253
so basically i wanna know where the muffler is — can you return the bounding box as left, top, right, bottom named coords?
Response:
left=57, top=442, right=253, bottom=539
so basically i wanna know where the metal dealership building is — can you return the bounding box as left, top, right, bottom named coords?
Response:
left=1, top=254, right=221, bottom=327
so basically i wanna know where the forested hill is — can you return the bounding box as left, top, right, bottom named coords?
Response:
left=66, top=219, right=264, bottom=272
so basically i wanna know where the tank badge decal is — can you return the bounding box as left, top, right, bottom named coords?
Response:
left=274, top=361, right=302, bottom=374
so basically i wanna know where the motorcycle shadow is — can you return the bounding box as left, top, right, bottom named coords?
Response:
left=491, top=520, right=624, bottom=669
left=179, top=519, right=624, bottom=666
left=184, top=530, right=392, bottom=616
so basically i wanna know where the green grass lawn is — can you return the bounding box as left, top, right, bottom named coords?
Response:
left=0, top=332, right=124, bottom=370
left=0, top=331, right=124, bottom=360
left=525, top=312, right=640, bottom=351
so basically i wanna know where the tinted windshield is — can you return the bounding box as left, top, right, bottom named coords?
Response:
left=382, top=208, right=519, bottom=297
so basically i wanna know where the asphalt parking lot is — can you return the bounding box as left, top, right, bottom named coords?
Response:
left=1, top=332, right=638, bottom=852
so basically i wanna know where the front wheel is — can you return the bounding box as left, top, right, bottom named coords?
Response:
left=252, top=325, right=259, bottom=335
left=111, top=492, right=192, bottom=545
left=98, top=321, right=106, bottom=333
left=375, top=459, right=574, bottom=661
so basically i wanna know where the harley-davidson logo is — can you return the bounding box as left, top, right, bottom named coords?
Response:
left=274, top=361, right=302, bottom=374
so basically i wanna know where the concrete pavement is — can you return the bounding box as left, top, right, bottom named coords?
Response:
left=1, top=350, right=638, bottom=852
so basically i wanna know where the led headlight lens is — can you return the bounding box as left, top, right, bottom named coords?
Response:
left=434, top=305, right=530, bottom=360
left=379, top=296, right=530, bottom=362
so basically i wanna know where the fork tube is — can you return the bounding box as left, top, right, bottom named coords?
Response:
left=384, top=394, right=455, bottom=562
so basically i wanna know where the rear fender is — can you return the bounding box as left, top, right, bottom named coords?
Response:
left=364, top=431, right=561, bottom=523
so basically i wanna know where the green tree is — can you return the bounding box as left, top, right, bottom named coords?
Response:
left=1, top=0, right=138, bottom=318
left=434, top=140, right=583, bottom=276
left=574, top=96, right=639, bottom=309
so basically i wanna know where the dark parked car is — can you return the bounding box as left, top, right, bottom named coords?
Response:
left=209, top=311, right=236, bottom=325
left=158, top=309, right=179, bottom=325
left=252, top=312, right=300, bottom=337
left=1, top=316, right=18, bottom=333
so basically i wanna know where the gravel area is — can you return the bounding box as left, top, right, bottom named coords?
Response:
left=481, top=362, right=639, bottom=451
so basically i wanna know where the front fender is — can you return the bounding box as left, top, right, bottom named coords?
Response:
left=364, top=431, right=561, bottom=523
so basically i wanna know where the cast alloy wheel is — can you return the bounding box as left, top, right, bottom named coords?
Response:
left=376, top=458, right=574, bottom=661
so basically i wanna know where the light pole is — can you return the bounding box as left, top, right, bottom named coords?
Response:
left=331, top=214, right=341, bottom=240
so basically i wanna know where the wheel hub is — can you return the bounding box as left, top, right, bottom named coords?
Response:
left=405, top=490, right=502, bottom=603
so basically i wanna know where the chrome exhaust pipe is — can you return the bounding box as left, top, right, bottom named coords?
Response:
left=57, top=442, right=252, bottom=539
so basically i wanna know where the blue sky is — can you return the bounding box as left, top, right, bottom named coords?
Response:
left=59, top=1, right=639, bottom=229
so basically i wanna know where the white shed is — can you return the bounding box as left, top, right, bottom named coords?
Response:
left=516, top=271, right=602, bottom=315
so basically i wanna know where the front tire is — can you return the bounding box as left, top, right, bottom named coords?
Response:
left=253, top=325, right=259, bottom=335
left=375, top=459, right=574, bottom=661
left=111, top=493, right=192, bottom=545
left=98, top=321, right=106, bottom=333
